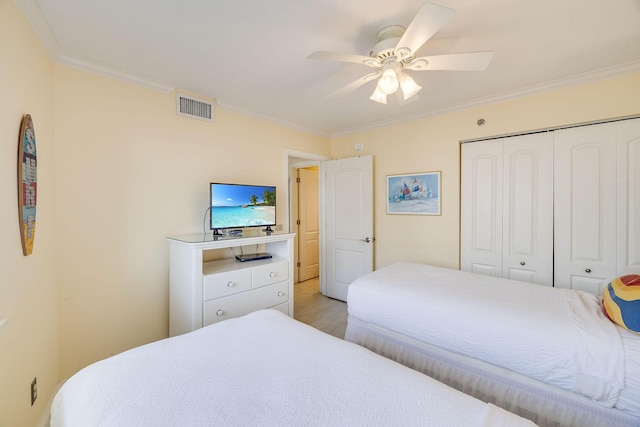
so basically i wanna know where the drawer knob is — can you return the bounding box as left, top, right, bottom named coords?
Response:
left=520, top=261, right=525, bottom=266
left=277, top=291, right=285, bottom=297
left=227, top=281, right=235, bottom=287
left=585, top=268, right=592, bottom=273
left=270, top=272, right=276, bottom=278
left=216, top=309, right=224, bottom=316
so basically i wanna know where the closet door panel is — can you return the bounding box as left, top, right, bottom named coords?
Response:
left=502, top=133, right=554, bottom=285
left=554, top=123, right=617, bottom=294
left=617, top=118, right=640, bottom=276
left=461, top=141, right=503, bottom=276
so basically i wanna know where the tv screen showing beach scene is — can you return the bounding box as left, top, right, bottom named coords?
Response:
left=210, top=183, right=276, bottom=230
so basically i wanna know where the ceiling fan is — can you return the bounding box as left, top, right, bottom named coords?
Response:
left=309, top=2, right=494, bottom=104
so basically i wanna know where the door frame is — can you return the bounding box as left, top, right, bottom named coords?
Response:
left=285, top=149, right=330, bottom=291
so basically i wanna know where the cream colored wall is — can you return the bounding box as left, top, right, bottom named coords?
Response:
left=4, top=1, right=639, bottom=422
left=53, top=65, right=330, bottom=378
left=331, top=72, right=640, bottom=270
left=0, top=1, right=58, bottom=426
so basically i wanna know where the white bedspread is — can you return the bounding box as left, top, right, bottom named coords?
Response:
left=347, top=262, right=626, bottom=407
left=50, top=309, right=535, bottom=427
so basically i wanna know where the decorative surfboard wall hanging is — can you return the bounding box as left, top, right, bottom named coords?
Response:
left=18, top=114, right=37, bottom=256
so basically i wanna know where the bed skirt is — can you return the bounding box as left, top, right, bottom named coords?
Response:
left=345, top=315, right=639, bottom=427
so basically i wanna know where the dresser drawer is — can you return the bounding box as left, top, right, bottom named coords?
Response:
left=203, top=268, right=252, bottom=300
left=252, top=261, right=289, bottom=289
left=203, top=281, right=289, bottom=326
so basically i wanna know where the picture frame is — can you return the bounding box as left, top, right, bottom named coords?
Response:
left=386, top=171, right=441, bottom=215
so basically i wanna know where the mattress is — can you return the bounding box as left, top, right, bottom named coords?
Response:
left=50, top=309, right=535, bottom=427
left=346, top=262, right=640, bottom=426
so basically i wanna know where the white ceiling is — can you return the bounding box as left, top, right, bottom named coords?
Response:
left=18, top=0, right=640, bottom=136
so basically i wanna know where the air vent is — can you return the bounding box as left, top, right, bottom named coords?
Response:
left=176, top=93, right=213, bottom=122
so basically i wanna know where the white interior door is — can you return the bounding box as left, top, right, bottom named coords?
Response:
left=322, top=155, right=373, bottom=301
left=297, top=168, right=319, bottom=282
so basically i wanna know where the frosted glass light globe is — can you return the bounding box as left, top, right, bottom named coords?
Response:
left=369, top=88, right=387, bottom=104
left=399, top=73, right=422, bottom=100
left=377, top=69, right=399, bottom=95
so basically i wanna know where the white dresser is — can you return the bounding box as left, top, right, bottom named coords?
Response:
left=167, top=232, right=295, bottom=336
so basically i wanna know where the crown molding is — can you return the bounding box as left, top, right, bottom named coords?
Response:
left=15, top=0, right=62, bottom=58
left=58, top=54, right=175, bottom=93
left=16, top=0, right=640, bottom=138
left=16, top=1, right=326, bottom=134
left=216, top=100, right=330, bottom=137
left=16, top=0, right=175, bottom=93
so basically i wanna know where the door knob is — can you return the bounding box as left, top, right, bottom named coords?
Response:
left=361, top=237, right=371, bottom=243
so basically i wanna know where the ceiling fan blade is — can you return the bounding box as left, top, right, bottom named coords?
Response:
left=407, top=52, right=494, bottom=71
left=309, top=51, right=380, bottom=68
left=395, top=3, right=455, bottom=60
left=326, top=72, right=381, bottom=99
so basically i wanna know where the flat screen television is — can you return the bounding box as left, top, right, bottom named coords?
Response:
left=209, top=182, right=276, bottom=235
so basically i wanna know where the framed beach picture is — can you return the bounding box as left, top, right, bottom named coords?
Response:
left=387, top=171, right=441, bottom=215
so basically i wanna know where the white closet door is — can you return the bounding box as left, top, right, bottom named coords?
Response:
left=461, top=141, right=503, bottom=276
left=617, top=118, right=640, bottom=276
left=554, top=123, right=617, bottom=294
left=502, top=133, right=554, bottom=285
left=461, top=134, right=553, bottom=284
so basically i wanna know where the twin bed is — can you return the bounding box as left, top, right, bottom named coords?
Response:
left=346, top=262, right=640, bottom=427
left=51, top=309, right=534, bottom=426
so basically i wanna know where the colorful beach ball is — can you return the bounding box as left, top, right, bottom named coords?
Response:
left=602, top=275, right=640, bottom=333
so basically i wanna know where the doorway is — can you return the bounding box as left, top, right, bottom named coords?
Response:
left=287, top=150, right=348, bottom=335
left=286, top=151, right=374, bottom=303
left=286, top=150, right=327, bottom=286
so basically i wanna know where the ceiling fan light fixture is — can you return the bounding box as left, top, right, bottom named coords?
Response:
left=369, top=88, right=387, bottom=104
left=310, top=3, right=493, bottom=105
left=399, top=73, right=422, bottom=100
left=376, top=68, right=399, bottom=95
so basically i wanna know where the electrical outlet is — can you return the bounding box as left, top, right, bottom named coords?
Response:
left=30, top=377, right=37, bottom=406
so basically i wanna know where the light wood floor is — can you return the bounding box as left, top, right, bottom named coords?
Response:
left=294, top=277, right=348, bottom=339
